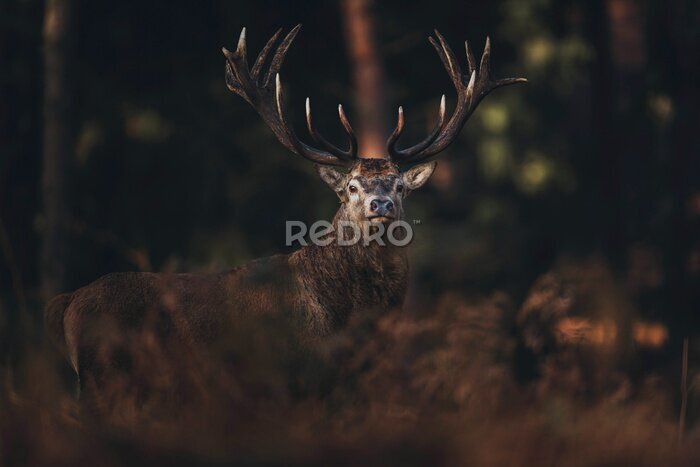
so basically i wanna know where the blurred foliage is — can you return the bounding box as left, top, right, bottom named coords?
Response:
left=1, top=0, right=700, bottom=462
left=1, top=0, right=695, bottom=297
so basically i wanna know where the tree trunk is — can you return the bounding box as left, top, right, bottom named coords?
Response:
left=341, top=0, right=387, bottom=158
left=41, top=0, right=74, bottom=301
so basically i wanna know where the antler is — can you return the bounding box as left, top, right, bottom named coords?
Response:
left=223, top=25, right=358, bottom=167
left=387, top=30, right=527, bottom=164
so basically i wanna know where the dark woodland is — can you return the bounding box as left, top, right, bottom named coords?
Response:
left=1, top=0, right=700, bottom=465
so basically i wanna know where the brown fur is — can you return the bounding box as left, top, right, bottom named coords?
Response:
left=45, top=159, right=425, bottom=397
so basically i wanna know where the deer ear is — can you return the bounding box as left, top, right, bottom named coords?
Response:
left=315, top=165, right=347, bottom=197
left=402, top=161, right=437, bottom=191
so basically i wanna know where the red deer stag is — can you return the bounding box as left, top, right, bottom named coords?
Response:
left=45, top=25, right=525, bottom=396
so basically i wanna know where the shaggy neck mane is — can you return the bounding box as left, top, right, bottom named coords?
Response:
left=290, top=203, right=409, bottom=330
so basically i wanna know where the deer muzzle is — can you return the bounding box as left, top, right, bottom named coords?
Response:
left=367, top=196, right=395, bottom=222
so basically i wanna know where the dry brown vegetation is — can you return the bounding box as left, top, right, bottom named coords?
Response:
left=2, top=258, right=699, bottom=466
left=3, top=0, right=699, bottom=464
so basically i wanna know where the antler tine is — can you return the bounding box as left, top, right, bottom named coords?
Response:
left=386, top=106, right=405, bottom=155
left=403, top=95, right=447, bottom=161
left=275, top=75, right=349, bottom=167
left=388, top=31, right=526, bottom=164
left=464, top=40, right=476, bottom=75
left=479, top=36, right=492, bottom=80
left=387, top=95, right=446, bottom=160
left=337, top=104, right=358, bottom=157
left=432, top=30, right=462, bottom=88
left=224, top=26, right=356, bottom=167
left=251, top=28, right=282, bottom=83
left=263, top=25, right=301, bottom=88
left=223, top=28, right=258, bottom=100
left=304, top=99, right=357, bottom=160
left=237, top=27, right=248, bottom=59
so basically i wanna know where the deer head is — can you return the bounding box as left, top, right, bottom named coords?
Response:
left=222, top=25, right=526, bottom=226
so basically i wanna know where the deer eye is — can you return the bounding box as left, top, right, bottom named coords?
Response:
left=397, top=184, right=404, bottom=193
left=348, top=184, right=358, bottom=194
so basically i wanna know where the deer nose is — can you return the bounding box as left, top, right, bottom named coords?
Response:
left=369, top=198, right=394, bottom=216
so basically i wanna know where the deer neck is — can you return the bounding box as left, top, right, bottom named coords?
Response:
left=291, top=205, right=409, bottom=329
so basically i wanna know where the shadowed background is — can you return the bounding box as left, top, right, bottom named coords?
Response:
left=1, top=0, right=700, bottom=465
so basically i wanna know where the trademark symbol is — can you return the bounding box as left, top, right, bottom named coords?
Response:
left=412, top=219, right=421, bottom=225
